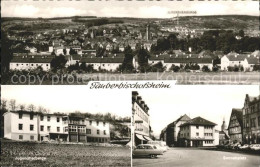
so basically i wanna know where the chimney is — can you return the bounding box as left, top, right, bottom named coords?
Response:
left=235, top=54, right=238, bottom=58
left=156, top=55, right=158, bottom=57
left=247, top=55, right=250, bottom=58
left=170, top=54, right=172, bottom=57
left=32, top=56, right=34, bottom=58
left=188, top=47, right=192, bottom=52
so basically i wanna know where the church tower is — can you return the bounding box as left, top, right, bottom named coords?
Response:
left=221, top=117, right=227, bottom=132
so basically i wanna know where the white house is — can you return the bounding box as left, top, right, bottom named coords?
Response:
left=243, top=57, right=260, bottom=71
left=220, top=53, right=247, bottom=71
left=179, top=116, right=218, bottom=147
left=10, top=55, right=52, bottom=71
left=85, top=119, right=110, bottom=143
left=80, top=57, right=124, bottom=72
left=3, top=111, right=68, bottom=141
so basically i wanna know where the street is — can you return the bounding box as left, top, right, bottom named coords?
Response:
left=133, top=148, right=260, bottom=167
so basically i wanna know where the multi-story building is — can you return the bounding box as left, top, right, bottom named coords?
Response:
left=10, top=54, right=53, bottom=71
left=4, top=111, right=110, bottom=143
left=132, top=91, right=151, bottom=146
left=228, top=108, right=243, bottom=144
left=242, top=94, right=260, bottom=144
left=4, top=110, right=68, bottom=141
left=161, top=114, right=191, bottom=147
left=85, top=119, right=110, bottom=143
left=179, top=116, right=218, bottom=147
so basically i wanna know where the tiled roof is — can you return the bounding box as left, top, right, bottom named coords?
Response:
left=164, top=58, right=213, bottom=64
left=246, top=57, right=260, bottom=64
left=180, top=116, right=217, bottom=126
left=80, top=57, right=124, bottom=63
left=10, top=57, right=53, bottom=63
left=226, top=54, right=247, bottom=61
left=229, top=108, right=243, bottom=128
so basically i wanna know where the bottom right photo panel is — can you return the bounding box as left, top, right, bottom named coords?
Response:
left=131, top=86, right=260, bottom=167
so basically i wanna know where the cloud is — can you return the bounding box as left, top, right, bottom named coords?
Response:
left=2, top=4, right=40, bottom=17
left=46, top=7, right=87, bottom=18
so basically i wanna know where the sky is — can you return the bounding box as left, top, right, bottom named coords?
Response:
left=137, top=85, right=259, bottom=138
left=1, top=1, right=258, bottom=18
left=1, top=85, right=131, bottom=118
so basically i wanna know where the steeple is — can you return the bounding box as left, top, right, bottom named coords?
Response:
left=221, top=117, right=227, bottom=131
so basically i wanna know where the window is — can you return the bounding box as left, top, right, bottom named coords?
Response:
left=196, top=126, right=199, bottom=129
left=57, top=127, right=60, bottom=132
left=97, top=121, right=99, bottom=126
left=19, top=124, right=23, bottom=130
left=30, top=136, right=34, bottom=140
left=19, top=113, right=23, bottom=119
left=103, top=122, right=106, bottom=127
left=86, top=129, right=91, bottom=134
left=16, top=64, right=19, bottom=66
left=78, top=126, right=86, bottom=133
left=40, top=126, right=44, bottom=131
left=89, top=121, right=92, bottom=125
left=31, top=64, right=34, bottom=66
left=46, top=64, right=49, bottom=66
left=64, top=127, right=68, bottom=132
left=57, top=117, right=60, bottom=122
left=30, top=114, right=34, bottom=120
left=97, top=130, right=100, bottom=135
left=104, top=130, right=106, bottom=135
left=196, top=132, right=199, bottom=136
left=30, top=125, right=34, bottom=131
left=47, top=116, right=50, bottom=121
left=69, top=125, right=77, bottom=132
left=47, top=126, right=51, bottom=132
left=19, top=135, right=23, bottom=140
left=251, top=118, right=256, bottom=128
left=40, top=115, right=44, bottom=121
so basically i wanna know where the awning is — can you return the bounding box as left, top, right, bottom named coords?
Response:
left=143, top=136, right=152, bottom=141
left=136, top=134, right=145, bottom=140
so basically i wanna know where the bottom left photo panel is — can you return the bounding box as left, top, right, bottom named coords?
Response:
left=0, top=86, right=131, bottom=167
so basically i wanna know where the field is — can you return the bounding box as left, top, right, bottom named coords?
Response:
left=1, top=140, right=131, bottom=167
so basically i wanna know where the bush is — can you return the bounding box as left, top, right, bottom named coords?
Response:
left=202, top=65, right=210, bottom=72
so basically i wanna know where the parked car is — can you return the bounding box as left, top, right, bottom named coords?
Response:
left=238, top=144, right=250, bottom=150
left=147, top=141, right=168, bottom=152
left=249, top=144, right=260, bottom=150
left=132, top=144, right=164, bottom=158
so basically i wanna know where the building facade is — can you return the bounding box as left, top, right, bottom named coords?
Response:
left=4, top=111, right=68, bottom=141
left=161, top=114, right=191, bottom=147
left=242, top=94, right=260, bottom=144
left=132, top=91, right=151, bottom=146
left=228, top=108, right=243, bottom=144
left=179, top=117, right=218, bottom=147
left=3, top=111, right=110, bottom=143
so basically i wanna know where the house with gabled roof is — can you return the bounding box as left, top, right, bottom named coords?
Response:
left=179, top=116, right=218, bottom=147
left=228, top=108, right=243, bottom=144
left=163, top=114, right=191, bottom=147
left=10, top=54, right=53, bottom=71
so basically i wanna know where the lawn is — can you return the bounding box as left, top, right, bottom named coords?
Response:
left=1, top=140, right=131, bottom=166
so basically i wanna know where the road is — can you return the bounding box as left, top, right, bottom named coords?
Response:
left=133, top=148, right=260, bottom=167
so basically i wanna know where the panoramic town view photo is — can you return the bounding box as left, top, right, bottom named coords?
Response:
left=0, top=86, right=131, bottom=166
left=132, top=86, right=260, bottom=167
left=1, top=1, right=260, bottom=84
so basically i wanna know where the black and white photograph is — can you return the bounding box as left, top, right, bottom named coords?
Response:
left=132, top=86, right=260, bottom=167
left=0, top=86, right=131, bottom=166
left=1, top=0, right=259, bottom=85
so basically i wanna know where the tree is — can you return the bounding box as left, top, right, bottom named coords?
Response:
left=50, top=55, right=67, bottom=70
left=1, top=99, right=7, bottom=110
left=121, top=46, right=134, bottom=72
left=19, top=104, right=26, bottom=110
left=69, top=49, right=77, bottom=55
left=137, top=48, right=150, bottom=72
left=238, top=30, right=244, bottom=38
left=9, top=99, right=16, bottom=111
left=27, top=104, right=36, bottom=112
left=202, top=65, right=210, bottom=72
